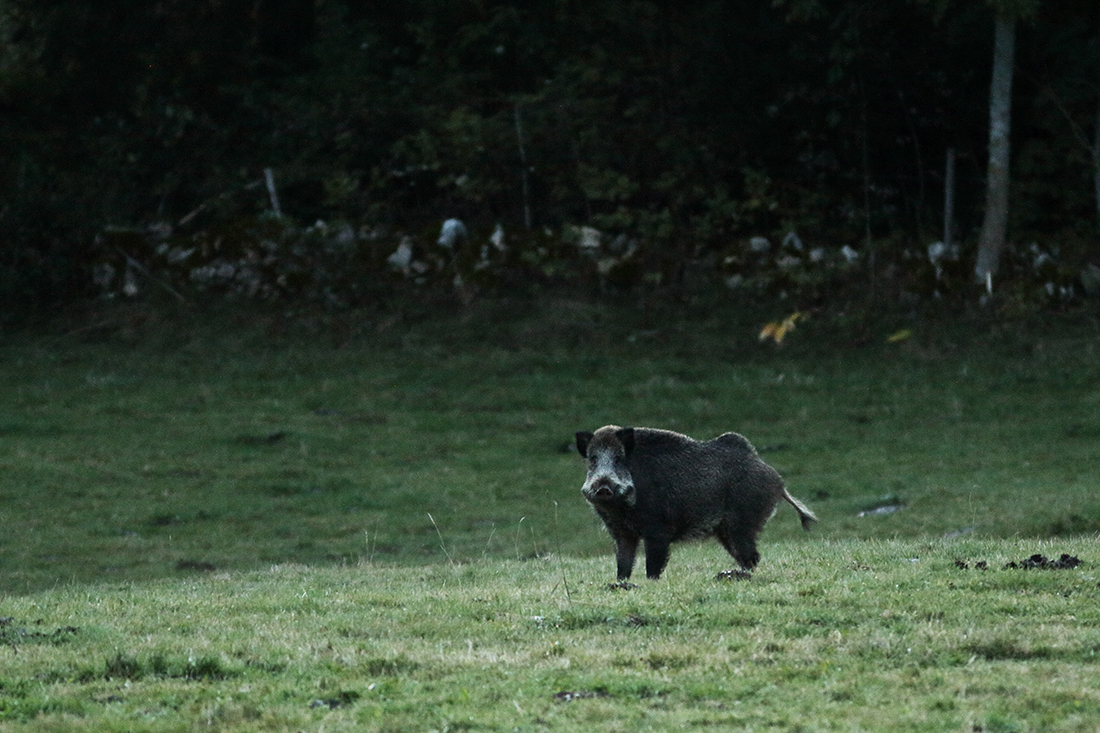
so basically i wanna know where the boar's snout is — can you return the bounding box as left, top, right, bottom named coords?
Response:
left=582, top=474, right=635, bottom=505
left=591, top=477, right=615, bottom=499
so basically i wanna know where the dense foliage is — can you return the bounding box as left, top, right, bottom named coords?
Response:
left=2, top=1, right=1099, bottom=316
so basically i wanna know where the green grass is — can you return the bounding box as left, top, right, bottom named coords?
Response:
left=1, top=296, right=1099, bottom=730
left=1, top=539, right=1098, bottom=731
left=2, top=298, right=1099, bottom=593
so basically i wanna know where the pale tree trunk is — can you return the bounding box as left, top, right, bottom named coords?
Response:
left=974, top=13, right=1017, bottom=286
left=1093, top=95, right=1100, bottom=232
left=1094, top=21, right=1100, bottom=233
left=944, top=148, right=956, bottom=246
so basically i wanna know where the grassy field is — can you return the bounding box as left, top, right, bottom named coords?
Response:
left=1, top=296, right=1099, bottom=730
left=1, top=539, right=1098, bottom=731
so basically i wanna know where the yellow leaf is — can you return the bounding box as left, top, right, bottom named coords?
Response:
left=773, top=321, right=791, bottom=344
left=759, top=312, right=802, bottom=345
left=887, top=329, right=912, bottom=343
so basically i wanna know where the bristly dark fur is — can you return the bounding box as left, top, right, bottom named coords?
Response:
left=576, top=425, right=817, bottom=580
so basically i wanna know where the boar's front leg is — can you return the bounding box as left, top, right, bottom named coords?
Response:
left=612, top=532, right=640, bottom=580
left=643, top=535, right=672, bottom=580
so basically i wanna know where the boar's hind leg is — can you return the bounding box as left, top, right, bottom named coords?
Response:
left=614, top=533, right=640, bottom=580
left=643, top=536, right=672, bottom=580
left=715, top=522, right=760, bottom=571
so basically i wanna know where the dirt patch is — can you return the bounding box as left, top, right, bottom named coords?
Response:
left=953, top=559, right=988, bottom=570
left=1005, top=553, right=1083, bottom=570
left=0, top=617, right=79, bottom=649
left=955, top=553, right=1084, bottom=571
left=309, top=691, right=361, bottom=710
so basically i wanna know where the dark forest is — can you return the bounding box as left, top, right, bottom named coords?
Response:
left=2, top=0, right=1098, bottom=317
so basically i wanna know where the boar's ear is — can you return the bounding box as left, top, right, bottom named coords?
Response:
left=575, top=431, right=594, bottom=456
left=616, top=427, right=635, bottom=455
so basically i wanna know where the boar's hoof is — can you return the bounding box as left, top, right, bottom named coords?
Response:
left=716, top=569, right=752, bottom=582
left=604, top=581, right=638, bottom=591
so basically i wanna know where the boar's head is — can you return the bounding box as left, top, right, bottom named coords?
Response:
left=576, top=426, right=637, bottom=508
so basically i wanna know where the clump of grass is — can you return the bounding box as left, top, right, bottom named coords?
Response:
left=184, top=655, right=235, bottom=680
left=100, top=651, right=235, bottom=682
left=104, top=652, right=143, bottom=680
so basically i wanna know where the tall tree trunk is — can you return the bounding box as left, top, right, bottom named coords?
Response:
left=974, top=13, right=1017, bottom=286
left=1093, top=94, right=1100, bottom=233
left=1094, top=14, right=1100, bottom=233
left=944, top=148, right=956, bottom=247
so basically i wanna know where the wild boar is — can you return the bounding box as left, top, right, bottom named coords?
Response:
left=575, top=425, right=817, bottom=580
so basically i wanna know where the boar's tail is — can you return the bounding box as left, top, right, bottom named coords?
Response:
left=782, top=488, right=818, bottom=530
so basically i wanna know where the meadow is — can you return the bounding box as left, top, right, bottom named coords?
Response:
left=1, top=295, right=1099, bottom=730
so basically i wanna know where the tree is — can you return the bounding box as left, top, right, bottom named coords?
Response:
left=973, top=11, right=1017, bottom=286
left=973, top=1, right=1041, bottom=287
